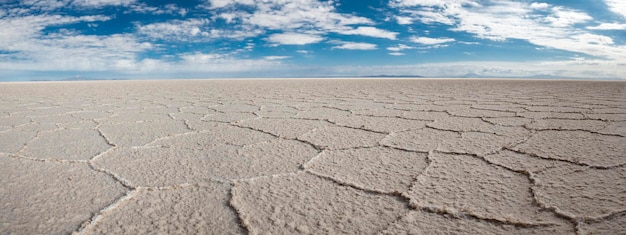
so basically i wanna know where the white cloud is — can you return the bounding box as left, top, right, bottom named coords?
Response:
left=339, top=26, right=398, bottom=40
left=395, top=16, right=413, bottom=25
left=72, top=0, right=135, bottom=7
left=389, top=52, right=405, bottom=56
left=267, top=33, right=324, bottom=45
left=264, top=56, right=291, bottom=60
left=137, top=19, right=211, bottom=41
left=207, top=0, right=388, bottom=43
left=392, top=0, right=626, bottom=61
left=530, top=2, right=549, bottom=10
left=605, top=0, right=626, bottom=18
left=0, top=14, right=111, bottom=48
left=206, top=0, right=254, bottom=9
left=545, top=7, right=592, bottom=27
left=332, top=42, right=377, bottom=50
left=128, top=3, right=187, bottom=16
left=387, top=44, right=414, bottom=51
left=410, top=36, right=455, bottom=45
left=587, top=23, right=626, bottom=30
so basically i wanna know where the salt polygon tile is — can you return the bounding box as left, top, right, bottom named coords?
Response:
left=299, top=125, right=386, bottom=149
left=598, top=121, right=626, bottom=136
left=380, top=210, right=574, bottom=234
left=103, top=112, right=173, bottom=123
left=57, top=120, right=99, bottom=129
left=382, top=128, right=455, bottom=152
left=587, top=108, right=626, bottom=114
left=201, top=112, right=257, bottom=123
left=70, top=111, right=112, bottom=120
left=352, top=109, right=406, bottom=118
left=236, top=139, right=319, bottom=177
left=585, top=113, right=626, bottom=121
left=533, top=165, right=626, bottom=219
left=179, top=106, right=218, bottom=114
left=95, top=140, right=316, bottom=186
left=89, top=183, right=243, bottom=235
left=325, top=101, right=387, bottom=111
left=138, top=106, right=180, bottom=114
left=513, top=130, right=626, bottom=167
left=525, top=119, right=606, bottom=131
left=295, top=107, right=351, bottom=121
left=471, top=104, right=527, bottom=113
left=428, top=116, right=530, bottom=138
left=15, top=107, right=77, bottom=117
left=386, top=104, right=467, bottom=112
left=517, top=112, right=585, bottom=119
left=0, top=116, right=31, bottom=127
left=524, top=106, right=590, bottom=113
left=213, top=103, right=259, bottom=113
left=237, top=118, right=329, bottom=139
left=305, top=147, right=428, bottom=193
left=258, top=106, right=298, bottom=118
left=0, top=129, right=36, bottom=153
left=98, top=120, right=189, bottom=147
left=333, top=115, right=430, bottom=133
left=0, top=157, right=126, bottom=235
left=401, top=110, right=450, bottom=120
left=483, top=117, right=533, bottom=126
left=21, top=128, right=112, bottom=161
left=483, top=150, right=569, bottom=173
left=29, top=114, right=84, bottom=124
left=405, top=152, right=563, bottom=225
left=383, top=128, right=521, bottom=155
left=232, top=172, right=409, bottom=234
left=579, top=212, right=626, bottom=235
left=447, top=108, right=516, bottom=118
left=13, top=122, right=59, bottom=132
left=149, top=124, right=275, bottom=149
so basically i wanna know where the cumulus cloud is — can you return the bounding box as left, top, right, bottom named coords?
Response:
left=530, top=2, right=549, bottom=10
left=267, top=33, right=324, bottom=45
left=72, top=0, right=136, bottom=7
left=587, top=23, right=626, bottom=30
left=391, top=0, right=626, bottom=61
left=339, top=26, right=398, bottom=40
left=264, top=56, right=291, bottom=60
left=410, top=36, right=455, bottom=45
left=545, top=7, right=592, bottom=27
left=206, top=0, right=397, bottom=42
left=128, top=3, right=187, bottom=16
left=395, top=16, right=413, bottom=25
left=137, top=19, right=210, bottom=40
left=605, top=0, right=626, bottom=18
left=332, top=42, right=377, bottom=50
left=387, top=44, right=414, bottom=51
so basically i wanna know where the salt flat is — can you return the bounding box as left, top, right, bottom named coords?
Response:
left=0, top=79, right=625, bottom=234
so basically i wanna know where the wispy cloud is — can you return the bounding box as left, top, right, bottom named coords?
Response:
left=267, top=33, right=324, bottom=45
left=605, top=0, right=626, bottom=18
left=410, top=36, right=455, bottom=45
left=392, top=0, right=626, bottom=61
left=332, top=41, right=378, bottom=50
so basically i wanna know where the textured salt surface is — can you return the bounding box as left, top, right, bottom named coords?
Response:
left=0, top=79, right=625, bottom=234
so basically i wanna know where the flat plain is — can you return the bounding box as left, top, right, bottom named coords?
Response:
left=0, top=79, right=625, bottom=234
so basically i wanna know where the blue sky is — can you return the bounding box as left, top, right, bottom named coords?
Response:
left=1, top=0, right=626, bottom=81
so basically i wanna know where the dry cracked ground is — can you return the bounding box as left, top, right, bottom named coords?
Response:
left=1, top=79, right=625, bottom=235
